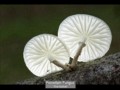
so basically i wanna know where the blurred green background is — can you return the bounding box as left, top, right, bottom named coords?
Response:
left=0, top=5, right=120, bottom=84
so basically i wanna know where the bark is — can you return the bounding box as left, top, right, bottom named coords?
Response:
left=17, top=52, right=120, bottom=85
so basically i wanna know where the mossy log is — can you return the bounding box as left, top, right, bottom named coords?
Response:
left=17, top=52, right=120, bottom=85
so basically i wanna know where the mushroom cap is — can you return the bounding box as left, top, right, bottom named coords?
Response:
left=23, top=34, right=70, bottom=77
left=58, top=14, right=112, bottom=62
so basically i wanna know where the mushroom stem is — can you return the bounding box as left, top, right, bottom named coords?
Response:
left=69, top=42, right=86, bottom=70
left=49, top=41, right=86, bottom=71
left=51, top=60, right=71, bottom=71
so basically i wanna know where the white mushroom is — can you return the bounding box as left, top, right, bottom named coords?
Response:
left=23, top=34, right=70, bottom=77
left=58, top=14, right=112, bottom=62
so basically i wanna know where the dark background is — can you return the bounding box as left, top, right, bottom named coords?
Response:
left=0, top=5, right=120, bottom=84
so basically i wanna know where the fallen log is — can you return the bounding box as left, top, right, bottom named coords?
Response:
left=17, top=52, right=120, bottom=85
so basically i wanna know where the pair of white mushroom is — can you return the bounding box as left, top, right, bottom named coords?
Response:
left=23, top=14, right=112, bottom=77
